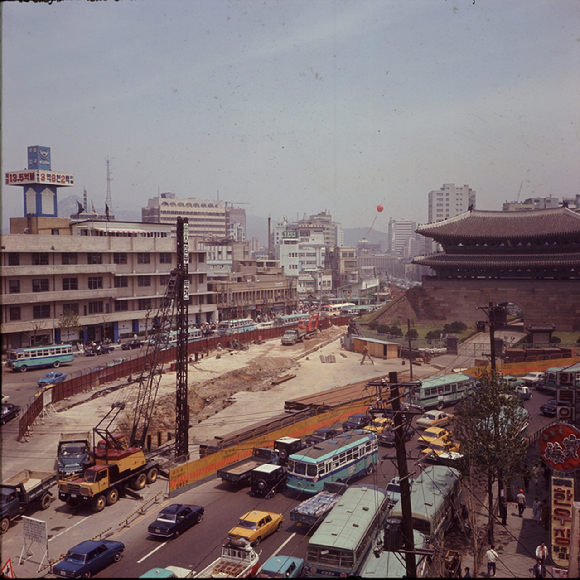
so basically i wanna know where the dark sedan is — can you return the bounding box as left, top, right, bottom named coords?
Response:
left=148, top=504, right=204, bottom=539
left=378, top=427, right=414, bottom=447
left=1, top=403, right=20, bottom=425
left=342, top=413, right=371, bottom=431
left=122, top=339, right=144, bottom=350
left=305, top=427, right=339, bottom=446
left=539, top=399, right=572, bottom=417
left=52, top=539, right=124, bottom=578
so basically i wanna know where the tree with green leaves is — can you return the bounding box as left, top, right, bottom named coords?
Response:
left=452, top=369, right=529, bottom=547
left=58, top=309, right=84, bottom=343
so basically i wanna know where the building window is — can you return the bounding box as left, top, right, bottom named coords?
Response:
left=137, top=253, right=150, bottom=264
left=138, top=299, right=151, bottom=310
left=62, top=253, right=78, bottom=265
left=32, top=253, right=49, bottom=265
left=113, top=252, right=127, bottom=264
left=33, top=304, right=51, bottom=319
left=51, top=229, right=60, bottom=235
left=159, top=275, right=170, bottom=286
left=88, top=301, right=103, bottom=314
left=32, top=279, right=50, bottom=292
left=63, top=278, right=78, bottom=291
left=159, top=252, right=172, bottom=264
left=137, top=275, right=151, bottom=287
left=87, top=252, right=102, bottom=265
left=10, top=307, right=21, bottom=321
left=114, top=277, right=128, bottom=288
left=9, top=280, right=20, bottom=294
left=88, top=277, right=103, bottom=290
left=8, top=253, right=19, bottom=266
left=114, top=301, right=129, bottom=312
left=62, top=303, right=79, bottom=315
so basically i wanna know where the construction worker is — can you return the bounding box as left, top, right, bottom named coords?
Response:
left=360, top=346, right=374, bottom=365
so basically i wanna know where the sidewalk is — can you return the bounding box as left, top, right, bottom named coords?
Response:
left=452, top=444, right=554, bottom=578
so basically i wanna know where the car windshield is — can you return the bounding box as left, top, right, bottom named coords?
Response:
left=66, top=551, right=87, bottom=563
left=386, top=483, right=400, bottom=493
left=61, top=445, right=86, bottom=455
left=237, top=519, right=258, bottom=530
left=158, top=514, right=177, bottom=523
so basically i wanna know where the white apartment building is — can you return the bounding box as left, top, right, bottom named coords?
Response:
left=427, top=183, right=476, bottom=223
left=387, top=219, right=416, bottom=256
left=1, top=218, right=217, bottom=349
left=142, top=192, right=227, bottom=239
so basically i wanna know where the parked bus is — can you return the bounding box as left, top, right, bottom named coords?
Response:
left=304, top=484, right=390, bottom=578
left=404, top=373, right=475, bottom=411
left=387, top=465, right=461, bottom=544
left=273, top=313, right=310, bottom=326
left=321, top=303, right=355, bottom=318
left=542, top=363, right=580, bottom=393
left=286, top=431, right=378, bottom=494
left=6, top=344, right=74, bottom=372
left=217, top=318, right=255, bottom=335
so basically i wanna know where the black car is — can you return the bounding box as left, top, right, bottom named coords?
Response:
left=250, top=464, right=287, bottom=498
left=539, top=399, right=571, bottom=417
left=342, top=413, right=370, bottom=431
left=378, top=426, right=414, bottom=447
left=121, top=339, right=144, bottom=350
left=1, top=403, right=21, bottom=425
left=305, top=427, right=339, bottom=446
left=52, top=540, right=125, bottom=578
left=148, top=504, right=204, bottom=539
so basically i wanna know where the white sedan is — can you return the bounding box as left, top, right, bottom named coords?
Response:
left=416, top=410, right=453, bottom=429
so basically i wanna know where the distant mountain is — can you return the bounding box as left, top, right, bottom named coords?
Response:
left=58, top=194, right=142, bottom=222
left=343, top=227, right=388, bottom=250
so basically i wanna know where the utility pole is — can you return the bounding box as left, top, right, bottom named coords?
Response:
left=388, top=371, right=417, bottom=578
left=407, top=319, right=414, bottom=381
left=477, top=302, right=506, bottom=372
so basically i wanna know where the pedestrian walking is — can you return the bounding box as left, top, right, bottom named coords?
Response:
left=464, top=567, right=472, bottom=579
left=523, top=464, right=531, bottom=492
left=499, top=497, right=508, bottom=526
left=535, top=542, right=548, bottom=577
left=486, top=545, right=498, bottom=578
left=360, top=345, right=374, bottom=365
left=533, top=497, right=541, bottom=523
left=461, top=503, right=470, bottom=533
left=516, top=488, right=527, bottom=517
left=540, top=499, right=550, bottom=530
left=533, top=558, right=543, bottom=578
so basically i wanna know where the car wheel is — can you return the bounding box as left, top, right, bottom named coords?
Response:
left=66, top=497, right=80, bottom=509
left=92, top=494, right=106, bottom=513
left=366, top=463, right=375, bottom=476
left=437, top=401, right=444, bottom=410
left=276, top=522, right=282, bottom=532
left=253, top=537, right=261, bottom=546
left=20, top=365, right=28, bottom=372
left=173, top=531, right=180, bottom=539
left=257, top=479, right=267, bottom=491
left=146, top=467, right=158, bottom=484
left=83, top=571, right=92, bottom=579
left=53, top=361, right=61, bottom=368
left=114, top=552, right=122, bottom=563
left=132, top=473, right=147, bottom=490
left=196, top=512, right=204, bottom=524
left=278, top=449, right=288, bottom=462
left=106, top=488, right=119, bottom=505
left=0, top=517, right=10, bottom=535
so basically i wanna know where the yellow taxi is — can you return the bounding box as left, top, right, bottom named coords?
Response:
left=363, top=417, right=392, bottom=435
left=421, top=437, right=461, bottom=458
left=227, top=510, right=284, bottom=546
left=417, top=427, right=452, bottom=448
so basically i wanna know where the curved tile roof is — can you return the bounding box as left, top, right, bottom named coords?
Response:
left=413, top=252, right=580, bottom=268
left=416, top=208, right=580, bottom=239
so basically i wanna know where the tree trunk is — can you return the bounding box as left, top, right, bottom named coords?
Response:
left=487, top=471, right=495, bottom=545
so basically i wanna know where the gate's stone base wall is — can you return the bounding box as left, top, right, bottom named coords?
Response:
left=381, top=278, right=580, bottom=332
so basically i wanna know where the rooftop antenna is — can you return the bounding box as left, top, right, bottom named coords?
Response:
left=106, top=157, right=114, bottom=211
left=517, top=180, right=523, bottom=203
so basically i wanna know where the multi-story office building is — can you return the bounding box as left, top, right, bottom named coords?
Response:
left=502, top=195, right=580, bottom=211
left=325, top=246, right=359, bottom=290
left=427, top=183, right=476, bottom=223
left=142, top=193, right=227, bottom=239
left=2, top=218, right=217, bottom=349
left=387, top=219, right=416, bottom=256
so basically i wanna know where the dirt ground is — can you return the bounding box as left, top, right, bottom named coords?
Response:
left=117, top=326, right=345, bottom=441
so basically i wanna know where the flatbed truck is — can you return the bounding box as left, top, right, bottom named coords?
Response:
left=289, top=481, right=348, bottom=528
left=216, top=447, right=279, bottom=486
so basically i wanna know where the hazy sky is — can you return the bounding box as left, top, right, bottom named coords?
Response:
left=2, top=0, right=579, bottom=233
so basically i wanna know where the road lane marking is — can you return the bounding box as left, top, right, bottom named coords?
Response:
left=49, top=516, right=90, bottom=541
left=271, top=533, right=296, bottom=557
left=137, top=540, right=169, bottom=563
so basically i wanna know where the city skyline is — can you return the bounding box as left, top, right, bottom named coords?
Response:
left=3, top=1, right=579, bottom=233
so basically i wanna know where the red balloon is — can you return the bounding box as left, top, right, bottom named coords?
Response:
left=377, top=204, right=384, bottom=213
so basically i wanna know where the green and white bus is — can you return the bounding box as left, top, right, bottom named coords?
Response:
left=304, top=484, right=390, bottom=578
left=286, top=431, right=378, bottom=495
left=387, top=465, right=461, bottom=543
left=6, top=344, right=74, bottom=372
left=405, top=373, right=475, bottom=411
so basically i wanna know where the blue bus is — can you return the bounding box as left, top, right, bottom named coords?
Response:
left=6, top=344, right=74, bottom=372
left=404, top=373, right=475, bottom=411
left=216, top=318, right=255, bottom=335
left=304, top=484, right=390, bottom=578
left=273, top=313, right=310, bottom=327
left=286, top=431, right=378, bottom=494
